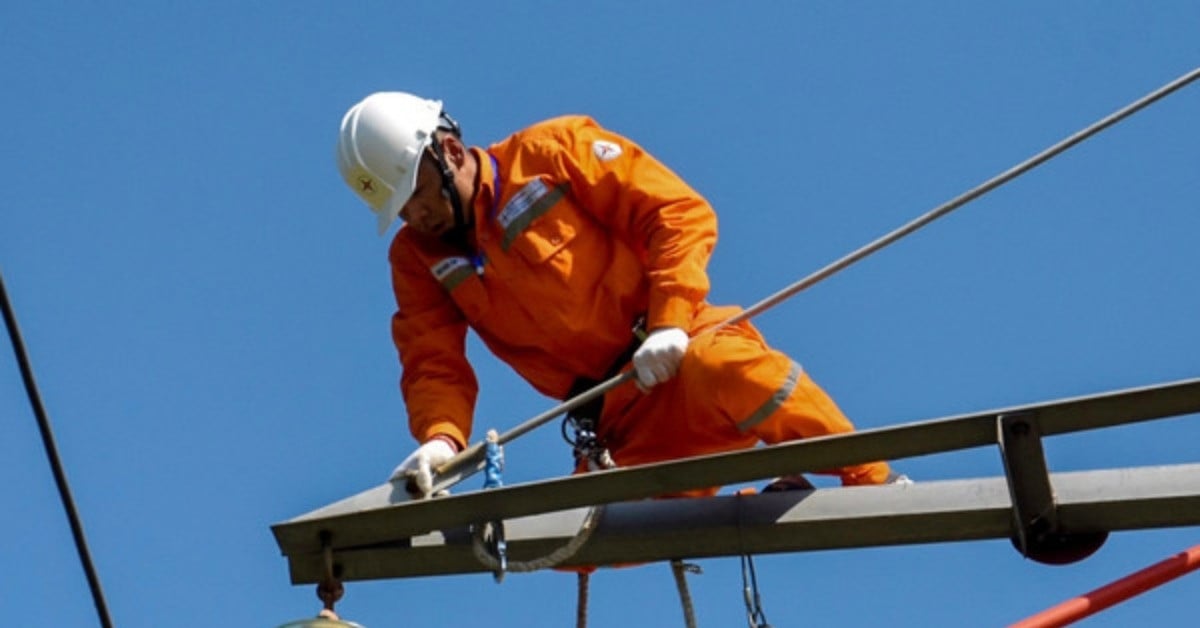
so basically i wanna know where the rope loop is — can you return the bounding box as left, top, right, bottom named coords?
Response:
left=470, top=504, right=606, bottom=574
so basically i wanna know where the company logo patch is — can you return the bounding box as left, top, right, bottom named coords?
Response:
left=593, top=140, right=622, bottom=162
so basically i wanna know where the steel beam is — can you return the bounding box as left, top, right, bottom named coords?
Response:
left=281, top=463, right=1200, bottom=583
left=273, top=378, right=1200, bottom=556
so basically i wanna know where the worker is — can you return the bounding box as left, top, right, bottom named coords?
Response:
left=335, top=91, right=907, bottom=498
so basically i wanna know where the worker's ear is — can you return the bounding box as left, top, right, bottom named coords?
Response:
left=439, top=134, right=468, bottom=170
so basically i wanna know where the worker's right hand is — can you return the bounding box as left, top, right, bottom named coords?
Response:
left=389, top=437, right=457, bottom=498
left=632, top=327, right=689, bottom=389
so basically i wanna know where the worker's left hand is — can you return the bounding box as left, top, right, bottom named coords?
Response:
left=389, top=438, right=456, bottom=497
left=632, top=327, right=689, bottom=389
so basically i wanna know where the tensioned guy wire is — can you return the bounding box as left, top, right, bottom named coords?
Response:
left=431, top=65, right=1200, bottom=490
left=1, top=270, right=115, bottom=628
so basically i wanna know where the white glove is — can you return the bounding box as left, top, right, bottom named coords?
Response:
left=632, top=327, right=689, bottom=389
left=389, top=438, right=456, bottom=497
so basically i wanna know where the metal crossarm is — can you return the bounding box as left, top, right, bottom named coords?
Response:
left=273, top=377, right=1200, bottom=557
left=280, top=463, right=1200, bottom=583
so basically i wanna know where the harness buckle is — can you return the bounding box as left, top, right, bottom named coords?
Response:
left=562, top=415, right=614, bottom=470
left=560, top=314, right=646, bottom=470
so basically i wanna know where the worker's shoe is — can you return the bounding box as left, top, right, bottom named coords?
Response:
left=762, top=474, right=815, bottom=492
left=885, top=472, right=914, bottom=485
left=762, top=472, right=910, bottom=492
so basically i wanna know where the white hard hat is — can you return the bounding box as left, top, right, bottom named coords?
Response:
left=336, top=92, right=444, bottom=235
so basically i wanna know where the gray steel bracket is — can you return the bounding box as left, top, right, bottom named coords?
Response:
left=998, top=412, right=1106, bottom=564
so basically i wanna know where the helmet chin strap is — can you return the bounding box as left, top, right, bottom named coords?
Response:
left=429, top=137, right=468, bottom=230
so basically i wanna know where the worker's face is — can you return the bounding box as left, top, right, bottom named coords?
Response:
left=399, top=152, right=456, bottom=237
left=399, top=135, right=473, bottom=237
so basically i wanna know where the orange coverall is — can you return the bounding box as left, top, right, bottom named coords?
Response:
left=388, top=115, right=890, bottom=492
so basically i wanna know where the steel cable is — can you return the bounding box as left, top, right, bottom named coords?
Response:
left=431, top=65, right=1200, bottom=492
left=1, top=270, right=114, bottom=628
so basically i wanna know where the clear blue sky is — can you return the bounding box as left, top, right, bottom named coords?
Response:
left=2, top=3, right=1198, bottom=626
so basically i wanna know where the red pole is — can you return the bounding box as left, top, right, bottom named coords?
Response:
left=1010, top=544, right=1200, bottom=628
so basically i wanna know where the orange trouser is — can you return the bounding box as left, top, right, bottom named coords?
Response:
left=590, top=310, right=891, bottom=496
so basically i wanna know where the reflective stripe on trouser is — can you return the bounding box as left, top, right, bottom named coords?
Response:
left=595, top=314, right=891, bottom=496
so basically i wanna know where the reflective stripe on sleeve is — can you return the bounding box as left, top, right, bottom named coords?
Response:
left=737, top=360, right=804, bottom=432
left=430, top=257, right=474, bottom=291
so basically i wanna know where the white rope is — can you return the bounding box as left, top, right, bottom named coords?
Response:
left=671, top=559, right=702, bottom=628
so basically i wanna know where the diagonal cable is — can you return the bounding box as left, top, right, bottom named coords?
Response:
left=1, top=270, right=114, bottom=628
left=429, top=65, right=1200, bottom=491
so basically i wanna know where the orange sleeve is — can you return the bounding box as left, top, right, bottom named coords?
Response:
left=525, top=117, right=716, bottom=331
left=388, top=234, right=476, bottom=449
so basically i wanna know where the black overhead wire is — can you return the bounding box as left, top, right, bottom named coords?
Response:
left=1, top=269, right=114, bottom=628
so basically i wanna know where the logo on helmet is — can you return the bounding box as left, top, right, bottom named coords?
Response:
left=358, top=176, right=376, bottom=195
